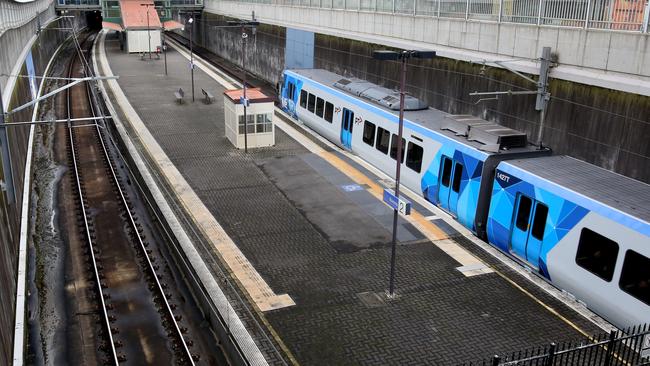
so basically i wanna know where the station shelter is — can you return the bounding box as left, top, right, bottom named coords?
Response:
left=101, top=0, right=183, bottom=53
left=223, top=88, right=276, bottom=149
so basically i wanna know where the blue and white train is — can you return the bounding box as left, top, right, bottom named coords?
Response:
left=279, top=68, right=650, bottom=330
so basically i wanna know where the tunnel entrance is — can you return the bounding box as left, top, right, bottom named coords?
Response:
left=85, top=10, right=102, bottom=30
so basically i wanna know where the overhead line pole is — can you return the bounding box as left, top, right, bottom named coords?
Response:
left=227, top=12, right=259, bottom=154
left=372, top=49, right=436, bottom=298
left=470, top=46, right=553, bottom=149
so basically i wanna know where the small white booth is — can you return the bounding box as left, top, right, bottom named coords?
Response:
left=224, top=88, right=275, bottom=149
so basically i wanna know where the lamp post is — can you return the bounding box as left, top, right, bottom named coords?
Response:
left=162, top=25, right=167, bottom=75
left=187, top=16, right=195, bottom=102
left=140, top=3, right=153, bottom=60
left=372, top=49, right=436, bottom=298
left=227, top=15, right=259, bottom=153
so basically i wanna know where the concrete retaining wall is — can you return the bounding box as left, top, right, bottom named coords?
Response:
left=0, top=10, right=86, bottom=364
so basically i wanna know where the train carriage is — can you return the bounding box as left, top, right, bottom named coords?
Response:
left=279, top=68, right=650, bottom=330
left=280, top=68, right=549, bottom=237
left=488, top=155, right=650, bottom=329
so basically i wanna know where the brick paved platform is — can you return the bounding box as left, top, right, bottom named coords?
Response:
left=100, top=31, right=605, bottom=365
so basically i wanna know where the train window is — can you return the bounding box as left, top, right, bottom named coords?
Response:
left=324, top=102, right=334, bottom=123
left=440, top=157, right=452, bottom=187
left=406, top=142, right=423, bottom=173
left=515, top=195, right=532, bottom=231
left=307, top=94, right=316, bottom=113
left=530, top=203, right=548, bottom=240
left=376, top=127, right=390, bottom=154
left=575, top=228, right=619, bottom=282
left=389, top=134, right=405, bottom=163
left=451, top=162, right=463, bottom=193
left=363, top=121, right=376, bottom=146
left=289, top=83, right=296, bottom=99
left=286, top=83, right=292, bottom=99
left=316, top=97, right=325, bottom=118
left=619, top=250, right=650, bottom=305
left=300, top=90, right=307, bottom=108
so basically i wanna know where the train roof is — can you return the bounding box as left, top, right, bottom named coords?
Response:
left=288, top=69, right=545, bottom=159
left=499, top=155, right=650, bottom=229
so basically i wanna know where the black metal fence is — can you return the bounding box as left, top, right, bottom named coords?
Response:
left=460, top=324, right=650, bottom=366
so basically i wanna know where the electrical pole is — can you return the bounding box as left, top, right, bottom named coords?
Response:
left=187, top=15, right=195, bottom=102
left=535, top=46, right=551, bottom=149
left=388, top=54, right=408, bottom=297
left=372, top=49, right=435, bottom=298
left=242, top=28, right=248, bottom=153
left=140, top=3, right=153, bottom=60
left=227, top=12, right=259, bottom=153
left=162, top=26, right=167, bottom=75
left=470, top=46, right=553, bottom=149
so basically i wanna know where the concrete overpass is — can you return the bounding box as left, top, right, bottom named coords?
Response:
left=204, top=0, right=650, bottom=96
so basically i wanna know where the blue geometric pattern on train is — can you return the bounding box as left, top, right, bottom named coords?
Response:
left=420, top=148, right=483, bottom=232
left=487, top=170, right=589, bottom=278
left=453, top=150, right=483, bottom=230
left=281, top=74, right=302, bottom=119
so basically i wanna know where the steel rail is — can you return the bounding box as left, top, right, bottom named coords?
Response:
left=71, top=27, right=196, bottom=365
left=65, top=34, right=120, bottom=366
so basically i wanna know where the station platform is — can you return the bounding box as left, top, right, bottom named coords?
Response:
left=94, top=30, right=608, bottom=365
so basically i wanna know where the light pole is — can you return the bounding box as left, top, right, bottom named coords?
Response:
left=187, top=16, right=195, bottom=102
left=140, top=3, right=153, bottom=60
left=162, top=25, right=167, bottom=75
left=372, top=49, right=435, bottom=297
left=227, top=15, right=259, bottom=153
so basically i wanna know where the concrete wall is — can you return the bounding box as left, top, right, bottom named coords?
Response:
left=313, top=36, right=650, bottom=183
left=204, top=0, right=650, bottom=96
left=176, top=11, right=287, bottom=85
left=189, top=11, right=650, bottom=184
left=0, top=10, right=86, bottom=365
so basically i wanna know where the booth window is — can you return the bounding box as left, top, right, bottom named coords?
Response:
left=255, top=113, right=273, bottom=133
left=238, top=114, right=255, bottom=134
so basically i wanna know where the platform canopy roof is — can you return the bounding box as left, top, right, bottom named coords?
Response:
left=120, top=0, right=162, bottom=30
left=224, top=88, right=275, bottom=104
left=162, top=20, right=184, bottom=30
left=102, top=21, right=123, bottom=32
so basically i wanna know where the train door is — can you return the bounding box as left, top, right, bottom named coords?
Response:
left=340, top=108, right=354, bottom=149
left=437, top=156, right=463, bottom=217
left=510, top=194, right=548, bottom=266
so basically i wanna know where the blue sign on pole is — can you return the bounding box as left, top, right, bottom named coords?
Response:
left=383, top=189, right=411, bottom=215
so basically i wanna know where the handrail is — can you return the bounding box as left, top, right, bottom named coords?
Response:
left=218, top=0, right=650, bottom=33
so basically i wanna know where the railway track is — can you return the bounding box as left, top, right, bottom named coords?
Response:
left=62, top=31, right=197, bottom=365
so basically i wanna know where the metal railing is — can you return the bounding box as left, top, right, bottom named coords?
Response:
left=227, top=0, right=650, bottom=32
left=56, top=0, right=99, bottom=6
left=0, top=0, right=53, bottom=37
left=459, top=323, right=650, bottom=366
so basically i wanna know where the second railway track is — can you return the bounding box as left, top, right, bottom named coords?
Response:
left=54, top=29, right=219, bottom=365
